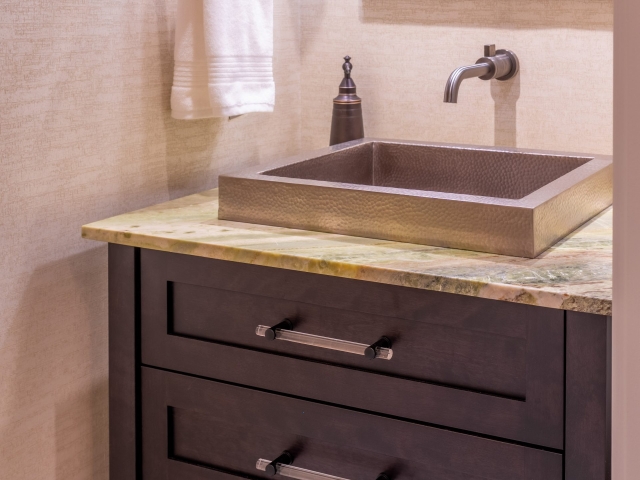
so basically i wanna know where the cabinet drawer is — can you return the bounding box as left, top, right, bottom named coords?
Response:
left=142, top=367, right=562, bottom=480
left=141, top=249, right=564, bottom=448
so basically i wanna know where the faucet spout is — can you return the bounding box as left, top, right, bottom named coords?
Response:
left=443, top=63, right=492, bottom=103
left=442, top=45, right=520, bottom=104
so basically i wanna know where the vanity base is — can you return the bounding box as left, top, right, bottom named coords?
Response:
left=108, top=244, right=611, bottom=480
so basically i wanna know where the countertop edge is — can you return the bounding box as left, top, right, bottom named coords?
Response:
left=81, top=225, right=612, bottom=316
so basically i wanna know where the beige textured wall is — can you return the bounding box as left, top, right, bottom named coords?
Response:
left=0, top=0, right=301, bottom=478
left=301, top=0, right=613, bottom=155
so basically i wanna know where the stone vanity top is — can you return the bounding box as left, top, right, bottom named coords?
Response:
left=82, top=189, right=612, bottom=316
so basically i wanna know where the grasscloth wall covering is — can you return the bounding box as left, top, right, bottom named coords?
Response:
left=301, top=0, right=613, bottom=154
left=0, top=0, right=301, bottom=478
left=0, top=0, right=612, bottom=479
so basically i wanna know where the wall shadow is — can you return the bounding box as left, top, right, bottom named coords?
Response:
left=491, top=74, right=520, bottom=147
left=55, top=382, right=109, bottom=480
left=360, top=0, right=612, bottom=30
left=0, top=248, right=109, bottom=480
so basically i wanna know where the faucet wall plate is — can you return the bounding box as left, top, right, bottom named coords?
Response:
left=494, top=49, right=519, bottom=81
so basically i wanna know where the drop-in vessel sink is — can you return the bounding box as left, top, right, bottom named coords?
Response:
left=219, top=139, right=612, bottom=257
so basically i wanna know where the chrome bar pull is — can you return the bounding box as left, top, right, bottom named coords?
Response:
left=257, top=458, right=349, bottom=480
left=257, top=454, right=391, bottom=480
left=256, top=321, right=393, bottom=360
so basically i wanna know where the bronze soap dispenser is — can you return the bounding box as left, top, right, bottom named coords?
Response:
left=330, top=56, right=365, bottom=146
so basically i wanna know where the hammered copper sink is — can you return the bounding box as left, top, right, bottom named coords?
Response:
left=218, top=139, right=612, bottom=258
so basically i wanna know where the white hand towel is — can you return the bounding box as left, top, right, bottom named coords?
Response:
left=171, top=0, right=275, bottom=119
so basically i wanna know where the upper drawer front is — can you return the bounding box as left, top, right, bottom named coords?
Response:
left=170, top=281, right=526, bottom=399
left=143, top=367, right=563, bottom=480
left=141, top=249, right=565, bottom=449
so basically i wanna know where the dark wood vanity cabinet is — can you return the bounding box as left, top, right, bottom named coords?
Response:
left=109, top=244, right=611, bottom=480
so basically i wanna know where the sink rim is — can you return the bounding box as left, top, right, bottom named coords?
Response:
left=222, top=138, right=612, bottom=210
left=219, top=138, right=612, bottom=257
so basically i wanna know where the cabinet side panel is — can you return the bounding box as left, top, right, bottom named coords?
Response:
left=108, top=244, right=140, bottom=480
left=566, top=312, right=611, bottom=480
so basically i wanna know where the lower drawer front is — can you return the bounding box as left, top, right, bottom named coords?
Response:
left=142, top=367, right=562, bottom=480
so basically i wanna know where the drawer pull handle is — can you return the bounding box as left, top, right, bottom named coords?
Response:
left=256, top=321, right=393, bottom=360
left=264, top=451, right=294, bottom=476
left=256, top=453, right=391, bottom=480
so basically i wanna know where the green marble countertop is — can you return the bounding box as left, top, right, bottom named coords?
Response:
left=82, top=189, right=612, bottom=316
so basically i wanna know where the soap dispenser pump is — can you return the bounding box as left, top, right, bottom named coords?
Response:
left=329, top=56, right=365, bottom=146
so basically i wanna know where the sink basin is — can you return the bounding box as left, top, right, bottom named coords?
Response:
left=219, top=139, right=612, bottom=257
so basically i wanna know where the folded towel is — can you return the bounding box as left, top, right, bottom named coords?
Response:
left=171, top=0, right=275, bottom=119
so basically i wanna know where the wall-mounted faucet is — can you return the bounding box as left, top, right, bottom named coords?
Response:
left=444, top=45, right=519, bottom=103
